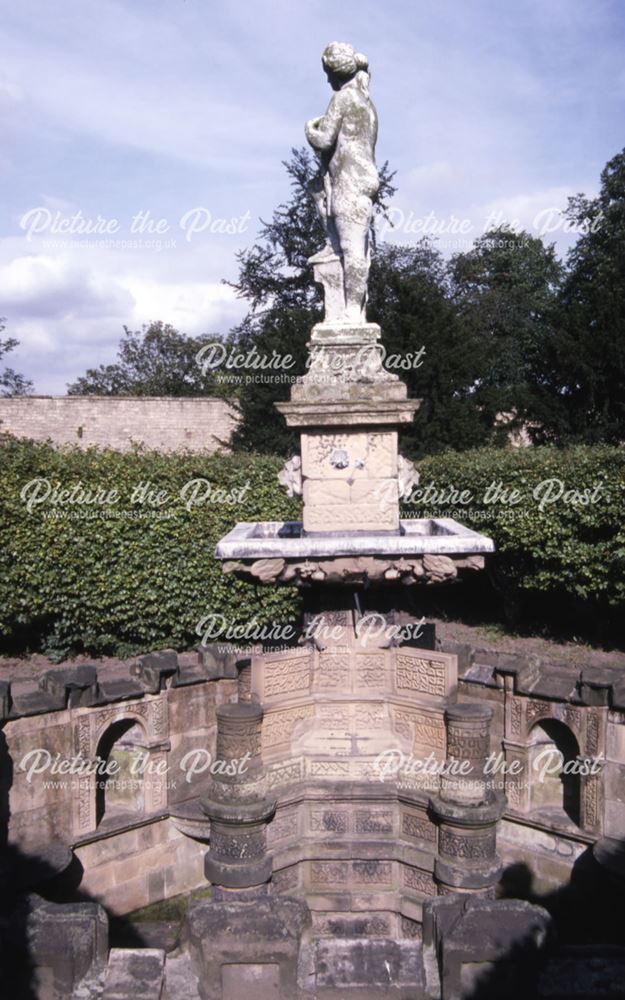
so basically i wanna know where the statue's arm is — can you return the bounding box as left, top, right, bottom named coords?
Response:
left=305, top=95, right=343, bottom=151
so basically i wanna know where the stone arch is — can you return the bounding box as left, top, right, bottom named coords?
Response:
left=528, top=718, right=580, bottom=825
left=95, top=717, right=147, bottom=827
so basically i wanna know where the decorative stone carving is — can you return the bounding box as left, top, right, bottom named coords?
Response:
left=403, top=865, right=436, bottom=896
left=354, top=809, right=393, bottom=834
left=439, top=828, right=496, bottom=861
left=585, top=711, right=601, bottom=756
left=263, top=705, right=315, bottom=749
left=310, top=809, right=348, bottom=834
left=262, top=656, right=311, bottom=700
left=397, top=454, right=419, bottom=500
left=402, top=811, right=437, bottom=843
left=509, top=697, right=523, bottom=738
left=310, top=860, right=349, bottom=885
left=401, top=915, right=423, bottom=939
left=310, top=760, right=350, bottom=777
left=272, top=865, right=300, bottom=893
left=316, top=652, right=350, bottom=689
left=223, top=551, right=484, bottom=586
left=267, top=759, right=304, bottom=789
left=395, top=654, right=448, bottom=698
left=352, top=860, right=392, bottom=885
left=355, top=653, right=386, bottom=687
left=278, top=454, right=302, bottom=498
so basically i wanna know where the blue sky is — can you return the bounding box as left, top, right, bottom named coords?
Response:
left=2, top=0, right=624, bottom=392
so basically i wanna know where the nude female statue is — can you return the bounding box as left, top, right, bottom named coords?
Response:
left=305, top=42, right=379, bottom=325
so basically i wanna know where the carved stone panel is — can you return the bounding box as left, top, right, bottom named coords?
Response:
left=403, top=865, right=436, bottom=896
left=272, top=865, right=300, bottom=893
left=267, top=807, right=299, bottom=846
left=354, top=809, right=394, bottom=835
left=261, top=654, right=311, bottom=702
left=310, top=809, right=349, bottom=834
left=394, top=652, right=454, bottom=701
left=315, top=651, right=350, bottom=690
left=401, top=810, right=437, bottom=844
left=439, top=827, right=496, bottom=861
left=354, top=653, right=387, bottom=689
left=263, top=705, right=315, bottom=750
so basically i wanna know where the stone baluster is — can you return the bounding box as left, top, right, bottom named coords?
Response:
left=430, top=704, right=506, bottom=897
left=201, top=703, right=275, bottom=898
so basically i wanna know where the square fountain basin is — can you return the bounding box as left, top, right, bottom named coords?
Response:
left=214, top=518, right=494, bottom=560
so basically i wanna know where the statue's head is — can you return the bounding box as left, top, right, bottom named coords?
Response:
left=322, top=42, right=369, bottom=91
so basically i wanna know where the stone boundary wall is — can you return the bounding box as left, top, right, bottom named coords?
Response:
left=0, top=396, right=240, bottom=452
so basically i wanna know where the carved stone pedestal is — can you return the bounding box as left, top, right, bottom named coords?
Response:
left=430, top=705, right=506, bottom=896
left=202, top=703, right=275, bottom=893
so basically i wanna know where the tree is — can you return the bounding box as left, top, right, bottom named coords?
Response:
left=367, top=241, right=490, bottom=457
left=542, top=149, right=625, bottom=443
left=448, top=227, right=562, bottom=441
left=67, top=321, right=224, bottom=397
left=227, top=147, right=396, bottom=455
left=0, top=321, right=33, bottom=396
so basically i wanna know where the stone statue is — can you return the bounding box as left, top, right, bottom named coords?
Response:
left=306, top=42, right=379, bottom=326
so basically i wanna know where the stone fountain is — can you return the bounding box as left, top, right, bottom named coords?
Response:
left=183, top=41, right=517, bottom=1000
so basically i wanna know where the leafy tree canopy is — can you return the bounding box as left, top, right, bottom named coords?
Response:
left=67, top=321, right=224, bottom=397
left=0, top=320, right=33, bottom=396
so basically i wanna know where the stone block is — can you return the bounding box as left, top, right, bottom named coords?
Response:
left=196, top=645, right=240, bottom=680
left=303, top=479, right=351, bottom=506
left=25, top=896, right=109, bottom=997
left=304, top=502, right=398, bottom=533
left=606, top=721, right=625, bottom=763
left=186, top=896, right=310, bottom=1000
left=221, top=962, right=280, bottom=999
left=423, top=895, right=552, bottom=1000
left=103, top=948, right=165, bottom=999
left=40, top=665, right=98, bottom=707
left=132, top=650, right=178, bottom=693
left=310, top=937, right=424, bottom=990
left=96, top=676, right=147, bottom=703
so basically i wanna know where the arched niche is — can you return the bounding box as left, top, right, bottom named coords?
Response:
left=95, top=718, right=147, bottom=827
left=528, top=718, right=580, bottom=825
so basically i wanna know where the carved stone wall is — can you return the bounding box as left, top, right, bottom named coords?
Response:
left=3, top=674, right=234, bottom=914
left=502, top=692, right=606, bottom=836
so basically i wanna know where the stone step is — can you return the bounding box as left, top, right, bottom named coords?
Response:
left=102, top=948, right=165, bottom=1000
left=308, top=937, right=424, bottom=993
left=163, top=953, right=202, bottom=1000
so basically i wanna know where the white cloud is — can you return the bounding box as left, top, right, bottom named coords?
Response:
left=0, top=248, right=246, bottom=391
left=475, top=186, right=595, bottom=242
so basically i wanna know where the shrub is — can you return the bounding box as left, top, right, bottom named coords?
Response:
left=0, top=436, right=300, bottom=659
left=1, top=438, right=622, bottom=657
left=407, top=445, right=625, bottom=636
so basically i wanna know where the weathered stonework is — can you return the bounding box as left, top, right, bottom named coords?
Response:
left=0, top=395, right=238, bottom=452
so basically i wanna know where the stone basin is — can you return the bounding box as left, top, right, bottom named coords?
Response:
left=215, top=517, right=494, bottom=560
left=214, top=518, right=494, bottom=585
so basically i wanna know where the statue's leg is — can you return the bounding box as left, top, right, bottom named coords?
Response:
left=334, top=193, right=373, bottom=323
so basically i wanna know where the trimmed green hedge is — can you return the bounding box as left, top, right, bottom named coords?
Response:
left=0, top=436, right=300, bottom=659
left=408, top=445, right=625, bottom=628
left=0, top=437, right=623, bottom=657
